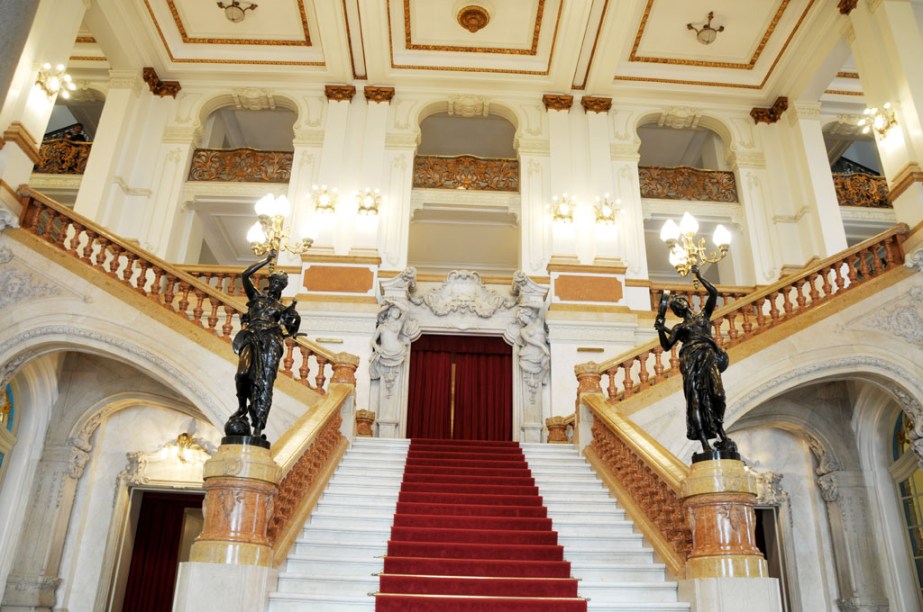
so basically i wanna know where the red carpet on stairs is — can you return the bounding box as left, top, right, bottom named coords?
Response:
left=376, top=439, right=587, bottom=611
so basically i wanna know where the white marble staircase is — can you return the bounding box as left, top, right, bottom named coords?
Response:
left=268, top=437, right=689, bottom=611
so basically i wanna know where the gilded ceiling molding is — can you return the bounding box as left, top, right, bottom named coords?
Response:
left=0, top=122, right=41, bottom=164
left=543, top=94, right=573, bottom=111
left=325, top=85, right=356, bottom=102
left=838, top=0, right=858, bottom=14
left=75, top=36, right=96, bottom=44
left=581, top=96, right=612, bottom=113
left=364, top=87, right=395, bottom=104
left=457, top=5, right=490, bottom=33
left=403, top=0, right=545, bottom=55
left=750, top=96, right=789, bottom=125
left=162, top=0, right=311, bottom=46
left=836, top=71, right=860, bottom=79
left=142, top=67, right=181, bottom=98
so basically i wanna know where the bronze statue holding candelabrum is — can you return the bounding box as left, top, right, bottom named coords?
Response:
left=223, top=250, right=301, bottom=448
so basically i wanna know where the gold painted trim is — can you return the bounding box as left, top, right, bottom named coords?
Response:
left=585, top=444, right=686, bottom=578
left=388, top=0, right=563, bottom=75
left=404, top=0, right=544, bottom=55
left=549, top=263, right=627, bottom=274
left=630, top=0, right=789, bottom=70
left=615, top=0, right=816, bottom=91
left=824, top=89, right=864, bottom=96
left=68, top=56, right=108, bottom=62
left=302, top=253, right=380, bottom=265
left=177, top=263, right=301, bottom=275
left=141, top=0, right=324, bottom=67
left=624, top=278, right=653, bottom=288
left=164, top=0, right=311, bottom=46
left=549, top=303, right=631, bottom=313
left=836, top=71, right=860, bottom=79
left=342, top=0, right=367, bottom=80
left=411, top=272, right=516, bottom=285
left=298, top=294, right=378, bottom=304
left=574, top=0, right=611, bottom=90
left=75, top=36, right=97, bottom=44
left=889, top=163, right=923, bottom=202
left=0, top=179, right=19, bottom=200
left=0, top=122, right=40, bottom=164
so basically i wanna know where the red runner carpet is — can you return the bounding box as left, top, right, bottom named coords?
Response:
left=376, top=438, right=586, bottom=611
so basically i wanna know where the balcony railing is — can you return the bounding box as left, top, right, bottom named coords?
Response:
left=34, top=139, right=92, bottom=174
left=413, top=155, right=519, bottom=192
left=188, top=147, right=293, bottom=183
left=647, top=282, right=754, bottom=312
left=833, top=172, right=891, bottom=208
left=639, top=166, right=738, bottom=203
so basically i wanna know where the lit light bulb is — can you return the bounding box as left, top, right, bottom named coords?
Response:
left=679, top=212, right=699, bottom=235
left=246, top=221, right=266, bottom=244
left=660, top=219, right=680, bottom=242
left=254, top=193, right=276, bottom=217
left=713, top=224, right=731, bottom=248
left=273, top=194, right=291, bottom=217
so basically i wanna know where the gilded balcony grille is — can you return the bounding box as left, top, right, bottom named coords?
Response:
left=639, top=166, right=738, bottom=202
left=34, top=139, right=92, bottom=174
left=188, top=147, right=293, bottom=183
left=833, top=173, right=891, bottom=208
left=413, top=154, right=520, bottom=192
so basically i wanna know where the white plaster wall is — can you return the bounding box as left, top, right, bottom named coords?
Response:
left=56, top=406, right=220, bottom=611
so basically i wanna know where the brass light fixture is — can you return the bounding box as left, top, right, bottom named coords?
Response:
left=457, top=5, right=490, bottom=33
left=356, top=187, right=382, bottom=216
left=35, top=63, right=77, bottom=99
left=594, top=193, right=618, bottom=225
left=687, top=11, right=724, bottom=45
left=246, top=193, right=313, bottom=272
left=660, top=212, right=731, bottom=284
left=310, top=184, right=339, bottom=215
left=858, top=103, right=898, bottom=138
left=217, top=0, right=257, bottom=23
left=550, top=193, right=576, bottom=224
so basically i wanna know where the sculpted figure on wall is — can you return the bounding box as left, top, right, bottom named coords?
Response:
left=370, top=299, right=417, bottom=397
left=515, top=305, right=550, bottom=401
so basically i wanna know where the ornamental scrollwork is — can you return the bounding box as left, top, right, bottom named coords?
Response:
left=832, top=173, right=891, bottom=208
left=188, top=148, right=293, bottom=183
left=413, top=155, right=520, bottom=192
left=34, top=139, right=92, bottom=174
left=409, top=270, right=517, bottom=318
left=638, top=166, right=739, bottom=202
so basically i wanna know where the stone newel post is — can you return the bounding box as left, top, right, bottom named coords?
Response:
left=189, top=443, right=282, bottom=567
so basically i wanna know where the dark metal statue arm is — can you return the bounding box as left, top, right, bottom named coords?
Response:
left=241, top=253, right=274, bottom=301
left=694, top=265, right=719, bottom=319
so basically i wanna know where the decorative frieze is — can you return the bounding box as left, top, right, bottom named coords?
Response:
left=324, top=85, right=356, bottom=102
left=448, top=94, right=489, bottom=117
left=542, top=94, right=573, bottom=111
left=142, top=67, right=181, bottom=98
left=832, top=173, right=891, bottom=208
left=33, top=139, right=91, bottom=174
left=232, top=88, right=276, bottom=111
left=658, top=107, right=701, bottom=130
left=412, top=154, right=519, bottom=192
left=750, top=96, right=789, bottom=124
left=409, top=270, right=517, bottom=317
left=188, top=148, right=293, bottom=183
left=639, top=166, right=738, bottom=202
left=581, top=96, right=612, bottom=114
left=364, top=86, right=395, bottom=104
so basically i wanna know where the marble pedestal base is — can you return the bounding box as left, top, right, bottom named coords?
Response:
left=172, top=561, right=277, bottom=612
left=678, top=576, right=782, bottom=612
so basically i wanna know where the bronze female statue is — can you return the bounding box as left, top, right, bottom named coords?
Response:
left=654, top=265, right=737, bottom=457
left=224, top=253, right=301, bottom=443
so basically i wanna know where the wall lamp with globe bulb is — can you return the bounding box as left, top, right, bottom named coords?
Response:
left=660, top=212, right=731, bottom=287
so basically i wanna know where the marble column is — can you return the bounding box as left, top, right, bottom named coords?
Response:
left=141, top=125, right=198, bottom=261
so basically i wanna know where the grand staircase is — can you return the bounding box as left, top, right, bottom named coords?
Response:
left=268, top=438, right=690, bottom=611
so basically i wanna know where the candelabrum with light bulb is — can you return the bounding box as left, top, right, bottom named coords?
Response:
left=594, top=193, right=618, bottom=225
left=550, top=193, right=576, bottom=223
left=356, top=187, right=382, bottom=215
left=660, top=212, right=731, bottom=287
left=36, top=63, right=77, bottom=99
left=246, top=194, right=313, bottom=272
left=310, top=184, right=338, bottom=214
left=858, top=103, right=898, bottom=138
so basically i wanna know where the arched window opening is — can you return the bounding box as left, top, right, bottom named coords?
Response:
left=638, top=125, right=728, bottom=171
left=33, top=93, right=104, bottom=181
left=0, top=385, right=16, bottom=485
left=892, top=412, right=923, bottom=604
left=409, top=112, right=520, bottom=277
left=204, top=107, right=296, bottom=152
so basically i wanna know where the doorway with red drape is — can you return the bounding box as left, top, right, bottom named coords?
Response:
left=406, top=334, right=513, bottom=441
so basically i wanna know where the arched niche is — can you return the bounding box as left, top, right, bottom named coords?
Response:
left=196, top=92, right=300, bottom=151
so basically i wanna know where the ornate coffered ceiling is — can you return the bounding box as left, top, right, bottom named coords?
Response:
left=74, top=0, right=857, bottom=102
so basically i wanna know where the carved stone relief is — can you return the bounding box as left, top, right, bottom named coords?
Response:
left=658, top=107, right=701, bottom=130
left=232, top=88, right=276, bottom=111
left=0, top=209, right=19, bottom=232
left=0, top=251, right=63, bottom=308
left=854, top=285, right=923, bottom=348
left=409, top=270, right=517, bottom=318
left=448, top=95, right=489, bottom=117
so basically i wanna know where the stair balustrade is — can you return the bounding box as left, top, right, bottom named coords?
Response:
left=584, top=224, right=908, bottom=407
left=177, top=263, right=303, bottom=297
left=34, top=138, right=92, bottom=174
left=647, top=282, right=753, bottom=312
left=16, top=187, right=347, bottom=394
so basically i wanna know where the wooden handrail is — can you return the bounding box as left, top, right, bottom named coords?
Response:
left=647, top=282, right=754, bottom=311
left=580, top=393, right=691, bottom=576
left=17, top=186, right=346, bottom=391
left=585, top=223, right=908, bottom=405
left=177, top=263, right=301, bottom=298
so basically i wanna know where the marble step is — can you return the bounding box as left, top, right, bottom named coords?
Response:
left=276, top=573, right=379, bottom=597
left=269, top=592, right=374, bottom=612
left=578, top=581, right=680, bottom=603
left=569, top=561, right=668, bottom=582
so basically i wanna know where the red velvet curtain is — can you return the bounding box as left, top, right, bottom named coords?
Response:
left=406, top=335, right=512, bottom=441
left=121, top=492, right=203, bottom=612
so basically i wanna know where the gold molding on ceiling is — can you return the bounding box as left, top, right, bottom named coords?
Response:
left=629, top=0, right=789, bottom=70
left=141, top=0, right=324, bottom=66
left=388, top=0, right=563, bottom=74
left=614, top=0, right=815, bottom=90
left=342, top=0, right=367, bottom=80
left=75, top=36, right=97, bottom=43
left=836, top=71, right=859, bottom=79
left=162, top=0, right=312, bottom=47
left=69, top=56, right=108, bottom=62
left=402, top=0, right=546, bottom=55
left=824, top=89, right=863, bottom=96
left=573, top=0, right=611, bottom=90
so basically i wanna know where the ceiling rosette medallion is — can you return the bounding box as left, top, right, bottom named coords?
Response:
left=542, top=94, right=573, bottom=111
left=457, top=5, right=491, bottom=33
